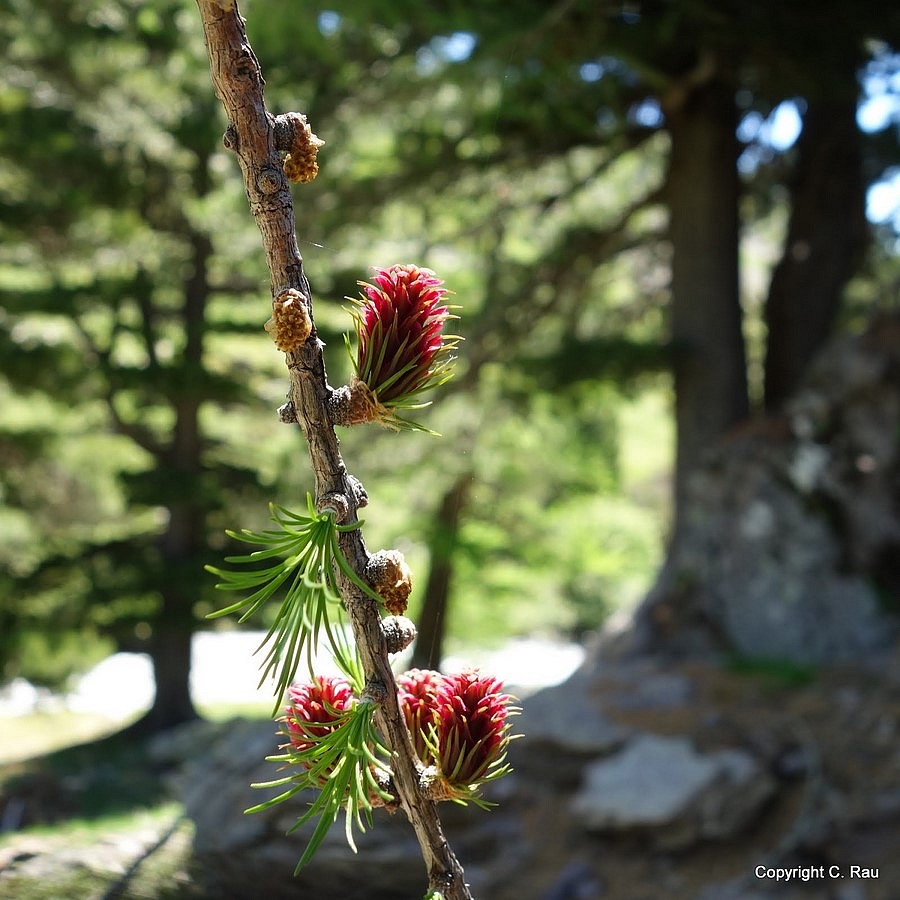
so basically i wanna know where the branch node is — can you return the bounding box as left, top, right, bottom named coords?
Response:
left=371, top=770, right=402, bottom=813
left=361, top=679, right=389, bottom=706
left=347, top=474, right=368, bottom=509
left=222, top=123, right=239, bottom=152
left=326, top=378, right=393, bottom=427
left=256, top=165, right=284, bottom=195
left=421, top=767, right=461, bottom=803
left=234, top=54, right=259, bottom=82
left=274, top=112, right=325, bottom=184
left=316, top=491, right=350, bottom=523
left=277, top=400, right=297, bottom=423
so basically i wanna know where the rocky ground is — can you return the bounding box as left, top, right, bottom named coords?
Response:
left=508, top=648, right=900, bottom=900
left=3, top=642, right=899, bottom=900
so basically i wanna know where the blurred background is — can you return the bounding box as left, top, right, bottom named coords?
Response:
left=1, top=1, right=899, bottom=898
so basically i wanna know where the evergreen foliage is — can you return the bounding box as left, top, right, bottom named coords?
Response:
left=0, top=0, right=285, bottom=700
left=1, top=0, right=896, bottom=707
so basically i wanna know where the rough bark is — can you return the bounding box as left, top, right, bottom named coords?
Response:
left=763, top=93, right=868, bottom=410
left=664, top=75, right=749, bottom=537
left=194, top=2, right=471, bottom=896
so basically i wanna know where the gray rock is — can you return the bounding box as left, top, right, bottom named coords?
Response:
left=695, top=747, right=776, bottom=841
left=636, top=317, right=900, bottom=665
left=570, top=733, right=774, bottom=850
left=594, top=658, right=695, bottom=711
left=517, top=669, right=630, bottom=757
left=681, top=441, right=891, bottom=664
left=176, top=718, right=284, bottom=854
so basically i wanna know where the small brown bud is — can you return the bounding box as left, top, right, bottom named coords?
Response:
left=382, top=615, right=417, bottom=654
left=366, top=549, right=412, bottom=615
left=326, top=377, right=396, bottom=429
left=283, top=148, right=320, bottom=184
left=279, top=112, right=325, bottom=184
left=347, top=474, right=368, bottom=509
left=222, top=124, right=239, bottom=151
left=360, top=679, right=389, bottom=706
left=277, top=400, right=297, bottom=423
left=265, top=288, right=312, bottom=352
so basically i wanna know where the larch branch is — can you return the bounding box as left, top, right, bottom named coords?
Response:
left=193, top=2, right=472, bottom=897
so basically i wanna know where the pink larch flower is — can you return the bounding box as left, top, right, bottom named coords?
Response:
left=343, top=264, right=458, bottom=429
left=396, top=668, right=443, bottom=765
left=397, top=668, right=518, bottom=801
left=282, top=676, right=355, bottom=764
left=433, top=671, right=516, bottom=790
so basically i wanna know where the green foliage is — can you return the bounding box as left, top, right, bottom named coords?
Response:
left=0, top=0, right=288, bottom=692
left=337, top=380, right=667, bottom=647
left=2, top=629, right=114, bottom=693
left=206, top=497, right=377, bottom=711
left=248, top=699, right=392, bottom=872
left=726, top=655, right=816, bottom=689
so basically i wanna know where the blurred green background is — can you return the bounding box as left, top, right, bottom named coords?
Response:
left=1, top=2, right=899, bottom=897
left=0, top=0, right=897, bottom=728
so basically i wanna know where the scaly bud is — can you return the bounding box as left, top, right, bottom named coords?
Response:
left=280, top=112, right=325, bottom=184
left=366, top=549, right=413, bottom=615
left=265, top=288, right=312, bottom=352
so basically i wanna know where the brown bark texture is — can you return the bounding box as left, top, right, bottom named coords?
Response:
left=763, top=93, right=868, bottom=410
left=193, top=2, right=472, bottom=897
left=665, top=76, right=749, bottom=536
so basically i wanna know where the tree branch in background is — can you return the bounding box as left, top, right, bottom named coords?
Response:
left=193, top=2, right=474, bottom=897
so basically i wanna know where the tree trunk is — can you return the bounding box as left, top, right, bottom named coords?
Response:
left=411, top=472, right=472, bottom=670
left=139, top=614, right=198, bottom=732
left=133, top=231, right=212, bottom=733
left=665, top=76, right=749, bottom=537
left=128, top=495, right=202, bottom=734
left=763, top=93, right=868, bottom=410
